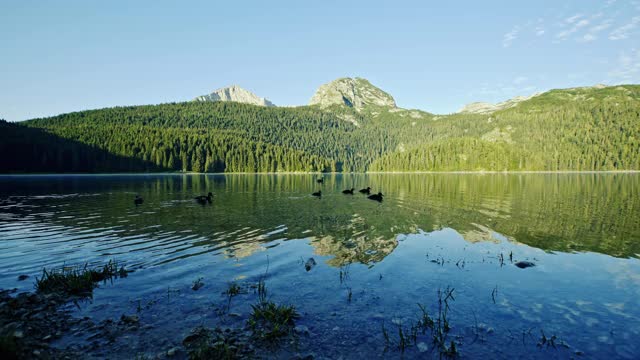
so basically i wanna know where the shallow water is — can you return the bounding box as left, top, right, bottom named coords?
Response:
left=0, top=174, right=639, bottom=358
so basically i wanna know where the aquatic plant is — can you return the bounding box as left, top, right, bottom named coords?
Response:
left=226, top=282, right=241, bottom=297
left=417, top=303, right=435, bottom=331
left=491, top=285, right=498, bottom=304
left=35, top=259, right=124, bottom=297
left=339, top=263, right=351, bottom=284
left=222, top=282, right=244, bottom=313
left=256, top=278, right=268, bottom=304
left=248, top=301, right=300, bottom=341
left=381, top=322, right=390, bottom=350
left=433, top=286, right=455, bottom=353
left=537, top=329, right=568, bottom=349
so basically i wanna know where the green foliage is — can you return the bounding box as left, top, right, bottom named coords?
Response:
left=371, top=85, right=640, bottom=171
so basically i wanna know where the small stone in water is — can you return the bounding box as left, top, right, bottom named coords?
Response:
left=305, top=258, right=317, bottom=272
left=18, top=275, right=29, bottom=281
left=294, top=325, right=310, bottom=335
left=515, top=261, right=536, bottom=269
left=167, top=347, right=179, bottom=356
left=120, top=314, right=139, bottom=325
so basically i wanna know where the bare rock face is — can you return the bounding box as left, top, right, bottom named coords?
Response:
left=459, top=93, right=541, bottom=114
left=309, top=77, right=396, bottom=110
left=194, top=85, right=275, bottom=107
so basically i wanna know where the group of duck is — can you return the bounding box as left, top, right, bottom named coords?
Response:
left=312, top=178, right=384, bottom=202
left=133, top=178, right=383, bottom=206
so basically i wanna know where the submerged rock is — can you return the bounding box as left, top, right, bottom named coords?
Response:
left=304, top=258, right=317, bottom=272
left=120, top=314, right=139, bottom=325
left=17, top=274, right=29, bottom=281
left=515, top=261, right=536, bottom=269
left=166, top=346, right=179, bottom=357
left=294, top=325, right=310, bottom=336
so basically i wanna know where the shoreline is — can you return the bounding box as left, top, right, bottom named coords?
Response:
left=0, top=170, right=639, bottom=176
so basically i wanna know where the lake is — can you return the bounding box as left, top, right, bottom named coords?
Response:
left=0, top=173, right=639, bottom=359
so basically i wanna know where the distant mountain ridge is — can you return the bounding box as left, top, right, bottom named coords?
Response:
left=194, top=85, right=275, bottom=107
left=458, top=84, right=611, bottom=115
left=4, top=80, right=639, bottom=174
left=458, top=94, right=541, bottom=114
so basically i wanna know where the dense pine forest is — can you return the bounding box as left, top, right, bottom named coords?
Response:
left=1, top=84, right=639, bottom=173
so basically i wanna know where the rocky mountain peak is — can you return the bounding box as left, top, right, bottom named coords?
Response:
left=194, top=85, right=275, bottom=107
left=309, top=77, right=396, bottom=110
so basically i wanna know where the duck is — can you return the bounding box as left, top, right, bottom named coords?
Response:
left=312, top=190, right=322, bottom=198
left=134, top=195, right=144, bottom=206
left=195, top=192, right=213, bottom=205
left=342, top=188, right=354, bottom=195
left=359, top=187, right=371, bottom=195
left=367, top=192, right=384, bottom=202
left=317, top=178, right=324, bottom=184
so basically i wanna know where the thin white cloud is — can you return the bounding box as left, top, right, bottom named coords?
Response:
left=579, top=19, right=613, bottom=42
left=608, top=49, right=640, bottom=82
left=556, top=18, right=590, bottom=40
left=503, top=26, right=519, bottom=47
left=590, top=20, right=613, bottom=33
left=609, top=16, right=640, bottom=40
left=513, top=76, right=528, bottom=85
left=502, top=2, right=638, bottom=47
left=565, top=14, right=584, bottom=24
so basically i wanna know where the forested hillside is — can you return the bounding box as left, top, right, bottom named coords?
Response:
left=2, top=83, right=639, bottom=173
left=371, top=85, right=640, bottom=171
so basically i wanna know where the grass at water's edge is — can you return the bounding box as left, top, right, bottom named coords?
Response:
left=35, top=259, right=129, bottom=297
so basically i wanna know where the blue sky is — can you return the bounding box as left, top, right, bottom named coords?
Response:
left=1, top=0, right=639, bottom=120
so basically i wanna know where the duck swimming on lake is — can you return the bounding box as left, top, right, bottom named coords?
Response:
left=134, top=195, right=143, bottom=206
left=312, top=190, right=322, bottom=198
left=367, top=192, right=384, bottom=202
left=317, top=178, right=324, bottom=184
left=359, top=187, right=371, bottom=195
left=195, top=192, right=213, bottom=205
left=342, top=188, right=354, bottom=195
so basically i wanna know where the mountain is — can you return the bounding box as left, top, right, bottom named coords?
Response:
left=194, top=85, right=275, bottom=107
left=459, top=93, right=541, bottom=114
left=459, top=84, right=612, bottom=114
left=371, top=84, right=640, bottom=171
left=309, top=77, right=396, bottom=110
left=2, top=81, right=639, bottom=173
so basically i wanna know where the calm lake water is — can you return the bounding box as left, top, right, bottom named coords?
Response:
left=0, top=174, right=639, bottom=359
